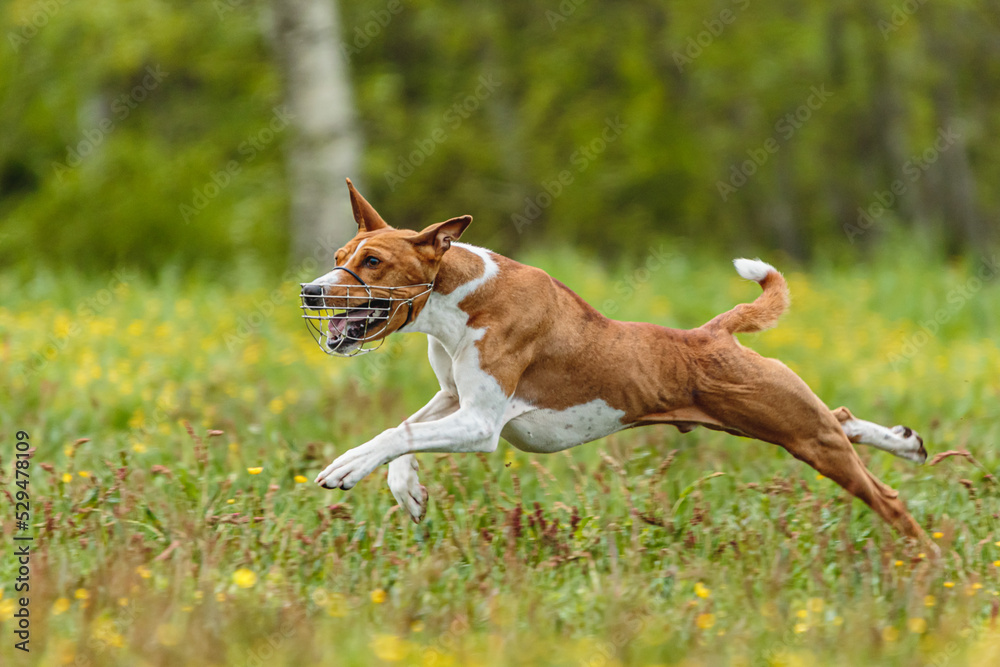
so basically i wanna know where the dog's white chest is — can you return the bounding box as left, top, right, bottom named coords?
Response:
left=500, top=399, right=628, bottom=453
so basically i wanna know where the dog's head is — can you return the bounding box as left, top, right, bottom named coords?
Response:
left=300, top=179, right=472, bottom=356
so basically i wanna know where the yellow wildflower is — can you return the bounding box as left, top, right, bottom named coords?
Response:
left=908, top=618, right=927, bottom=634
left=696, top=613, right=715, bottom=630
left=370, top=588, right=387, bottom=604
left=52, top=598, right=71, bottom=615
left=247, top=467, right=263, bottom=475
left=694, top=582, right=710, bottom=599
left=294, top=475, right=308, bottom=484
left=232, top=568, right=257, bottom=589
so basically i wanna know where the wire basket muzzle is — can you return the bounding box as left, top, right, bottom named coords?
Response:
left=299, top=281, right=432, bottom=357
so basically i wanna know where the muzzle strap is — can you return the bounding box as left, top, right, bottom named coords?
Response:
left=330, top=265, right=419, bottom=330
left=329, top=265, right=365, bottom=284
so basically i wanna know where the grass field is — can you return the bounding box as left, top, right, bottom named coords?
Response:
left=1, top=246, right=998, bottom=666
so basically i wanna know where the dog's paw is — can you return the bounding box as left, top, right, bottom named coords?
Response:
left=891, top=425, right=927, bottom=465
left=387, top=455, right=428, bottom=523
left=314, top=444, right=385, bottom=490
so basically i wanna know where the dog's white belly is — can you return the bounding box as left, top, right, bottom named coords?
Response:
left=500, top=399, right=628, bottom=453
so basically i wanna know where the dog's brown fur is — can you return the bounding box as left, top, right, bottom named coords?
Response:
left=321, top=181, right=926, bottom=540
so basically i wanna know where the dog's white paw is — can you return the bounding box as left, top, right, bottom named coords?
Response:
left=890, top=425, right=927, bottom=464
left=387, top=454, right=428, bottom=523
left=315, top=444, right=386, bottom=490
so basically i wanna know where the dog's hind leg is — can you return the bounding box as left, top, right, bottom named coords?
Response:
left=695, top=355, right=926, bottom=540
left=778, top=426, right=925, bottom=539
left=386, top=391, right=460, bottom=523
left=832, top=406, right=927, bottom=464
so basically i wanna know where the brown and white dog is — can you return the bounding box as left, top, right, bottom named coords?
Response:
left=305, top=180, right=928, bottom=540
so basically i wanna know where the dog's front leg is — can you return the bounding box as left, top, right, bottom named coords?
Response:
left=386, top=391, right=460, bottom=522
left=315, top=406, right=501, bottom=491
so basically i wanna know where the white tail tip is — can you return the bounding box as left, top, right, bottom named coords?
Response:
left=733, top=258, right=778, bottom=283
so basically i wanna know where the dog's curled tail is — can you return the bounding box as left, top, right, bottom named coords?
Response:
left=707, top=258, right=790, bottom=334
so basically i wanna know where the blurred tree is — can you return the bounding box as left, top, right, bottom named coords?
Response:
left=271, top=0, right=361, bottom=262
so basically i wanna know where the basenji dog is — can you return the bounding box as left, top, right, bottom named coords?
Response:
left=302, top=180, right=928, bottom=540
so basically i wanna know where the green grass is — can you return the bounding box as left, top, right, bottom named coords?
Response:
left=1, top=247, right=998, bottom=666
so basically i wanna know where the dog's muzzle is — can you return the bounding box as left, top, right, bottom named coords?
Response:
left=299, top=267, right=432, bottom=357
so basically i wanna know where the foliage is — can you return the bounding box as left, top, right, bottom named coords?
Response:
left=0, top=249, right=998, bottom=665
left=0, top=0, right=287, bottom=274
left=2, top=0, right=998, bottom=274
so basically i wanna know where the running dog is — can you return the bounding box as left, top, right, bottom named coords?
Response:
left=301, top=180, right=928, bottom=539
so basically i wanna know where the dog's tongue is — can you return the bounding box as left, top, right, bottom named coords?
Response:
left=328, top=309, right=375, bottom=336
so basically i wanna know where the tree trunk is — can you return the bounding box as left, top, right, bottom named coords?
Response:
left=271, top=0, right=362, bottom=263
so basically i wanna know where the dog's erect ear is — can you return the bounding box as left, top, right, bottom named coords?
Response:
left=346, top=178, right=390, bottom=232
left=411, top=216, right=473, bottom=256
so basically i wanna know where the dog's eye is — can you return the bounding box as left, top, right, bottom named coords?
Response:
left=363, top=256, right=381, bottom=269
